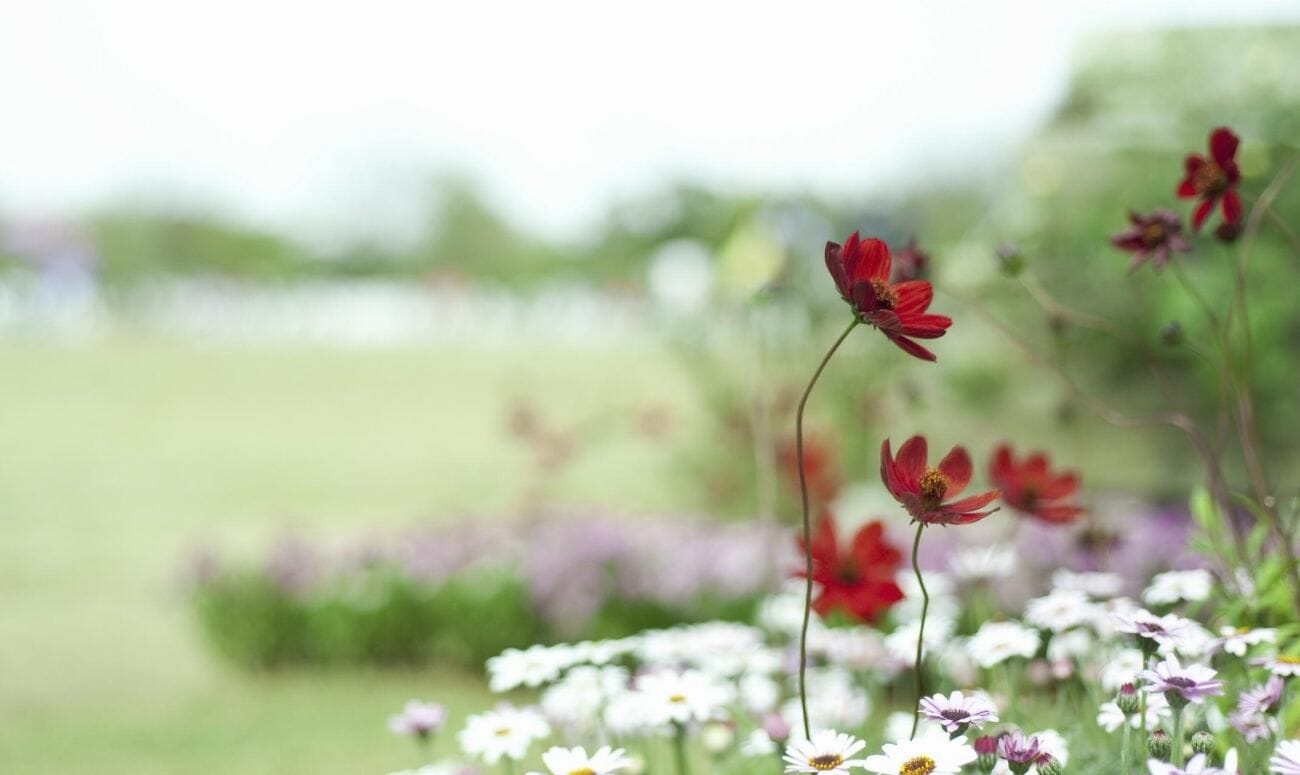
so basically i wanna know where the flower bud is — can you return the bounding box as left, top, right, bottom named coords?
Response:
left=1191, top=730, right=1215, bottom=755
left=974, top=735, right=998, bottom=772
left=761, top=713, right=791, bottom=743
left=1148, top=729, right=1171, bottom=761
left=1036, top=756, right=1064, bottom=775
left=1214, top=221, right=1240, bottom=244
left=997, top=243, right=1026, bottom=277
left=1116, top=683, right=1140, bottom=716
left=1159, top=321, right=1184, bottom=347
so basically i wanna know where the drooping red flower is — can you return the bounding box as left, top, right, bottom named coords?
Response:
left=1110, top=209, right=1191, bottom=273
left=797, top=514, right=904, bottom=623
left=880, top=436, right=1000, bottom=526
left=778, top=433, right=841, bottom=506
left=824, top=232, right=952, bottom=362
left=988, top=444, right=1083, bottom=524
left=1176, top=127, right=1242, bottom=231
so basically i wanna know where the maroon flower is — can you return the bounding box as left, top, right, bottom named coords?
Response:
left=891, top=236, right=929, bottom=281
left=880, top=436, right=1000, bottom=526
left=824, top=232, right=952, bottom=361
left=1110, top=210, right=1191, bottom=272
left=797, top=514, right=905, bottom=623
left=1176, top=127, right=1243, bottom=231
left=988, top=444, right=1083, bottom=524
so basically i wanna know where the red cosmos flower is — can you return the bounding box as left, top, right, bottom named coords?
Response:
left=798, top=514, right=904, bottom=623
left=1110, top=209, right=1191, bottom=273
left=1176, top=127, right=1242, bottom=231
left=880, top=436, right=1000, bottom=525
left=988, top=444, right=1083, bottom=524
left=778, top=434, right=841, bottom=506
left=824, top=232, right=952, bottom=362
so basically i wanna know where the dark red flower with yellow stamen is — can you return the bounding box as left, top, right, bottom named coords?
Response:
left=880, top=436, right=999, bottom=526
left=1177, top=127, right=1242, bottom=232
left=988, top=444, right=1083, bottom=525
left=824, top=232, right=952, bottom=362
left=797, top=514, right=904, bottom=623
left=1110, top=210, right=1191, bottom=273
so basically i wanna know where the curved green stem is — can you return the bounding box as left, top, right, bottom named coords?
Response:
left=796, top=317, right=860, bottom=739
left=673, top=722, right=692, bottom=775
left=909, top=521, right=929, bottom=739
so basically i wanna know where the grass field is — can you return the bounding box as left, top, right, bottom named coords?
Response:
left=0, top=335, right=703, bottom=774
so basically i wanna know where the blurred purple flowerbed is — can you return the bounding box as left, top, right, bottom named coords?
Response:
left=185, top=512, right=792, bottom=669
left=184, top=498, right=1204, bottom=672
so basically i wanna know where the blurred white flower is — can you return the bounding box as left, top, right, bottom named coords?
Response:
left=1099, top=648, right=1146, bottom=692
left=488, top=645, right=570, bottom=692
left=537, top=745, right=633, bottom=775
left=633, top=669, right=734, bottom=726
left=1097, top=692, right=1171, bottom=732
left=967, top=621, right=1041, bottom=667
left=863, top=725, right=976, bottom=774
left=459, top=705, right=551, bottom=764
left=1143, top=569, right=1213, bottom=606
left=1024, top=588, right=1099, bottom=632
left=1052, top=569, right=1124, bottom=598
left=950, top=544, right=1016, bottom=582
left=784, top=730, right=869, bottom=775
left=1214, top=626, right=1275, bottom=657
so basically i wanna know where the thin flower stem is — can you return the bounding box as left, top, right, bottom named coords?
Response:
left=1121, top=715, right=1132, bottom=775
left=673, top=722, right=692, bottom=775
left=909, top=521, right=929, bottom=739
left=1172, top=704, right=1186, bottom=767
left=795, top=317, right=860, bottom=740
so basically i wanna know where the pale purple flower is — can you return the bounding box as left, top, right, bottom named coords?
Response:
left=1272, top=740, right=1300, bottom=774
left=1229, top=708, right=1278, bottom=743
left=1114, top=608, right=1196, bottom=651
left=1240, top=675, right=1285, bottom=715
left=388, top=700, right=447, bottom=738
left=918, top=690, right=999, bottom=733
left=1141, top=655, right=1223, bottom=705
left=997, top=730, right=1041, bottom=765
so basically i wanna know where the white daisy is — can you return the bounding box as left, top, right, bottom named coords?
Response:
left=1259, top=654, right=1300, bottom=677
left=488, top=645, right=568, bottom=692
left=1143, top=569, right=1213, bottom=606
left=1047, top=628, right=1094, bottom=662
left=780, top=668, right=870, bottom=732
left=1033, top=729, right=1070, bottom=765
left=1214, top=626, right=1275, bottom=657
left=1273, top=739, right=1300, bottom=774
left=1099, top=648, right=1145, bottom=692
left=742, top=728, right=778, bottom=757
left=1146, top=753, right=1225, bottom=774
left=967, top=621, right=1041, bottom=668
left=458, top=705, right=551, bottom=764
left=863, top=725, right=976, bottom=774
left=885, top=614, right=957, bottom=664
left=1025, top=588, right=1099, bottom=633
left=634, top=669, right=734, bottom=726
left=783, top=729, right=868, bottom=774
left=536, top=746, right=632, bottom=775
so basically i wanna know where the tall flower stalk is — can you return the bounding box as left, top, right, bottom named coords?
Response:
left=793, top=233, right=953, bottom=738
left=908, top=522, right=928, bottom=738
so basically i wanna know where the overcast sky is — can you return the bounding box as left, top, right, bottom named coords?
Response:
left=2, top=1, right=1298, bottom=245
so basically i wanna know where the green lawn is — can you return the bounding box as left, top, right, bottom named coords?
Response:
left=0, top=336, right=702, bottom=774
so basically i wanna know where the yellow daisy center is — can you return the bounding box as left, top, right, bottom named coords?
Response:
left=569, top=770, right=596, bottom=775
left=810, top=753, right=845, bottom=770
left=1276, top=655, right=1300, bottom=665
left=919, top=467, right=949, bottom=500
left=900, top=755, right=936, bottom=775
left=493, top=727, right=512, bottom=737
left=668, top=693, right=687, bottom=703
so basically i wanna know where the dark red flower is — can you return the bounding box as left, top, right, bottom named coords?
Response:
left=988, top=444, right=1083, bottom=524
left=891, top=236, right=929, bottom=281
left=778, top=434, right=841, bottom=506
left=880, top=436, right=999, bottom=526
left=797, top=514, right=904, bottom=623
left=824, top=232, right=952, bottom=362
left=1176, top=127, right=1242, bottom=231
left=1110, top=210, right=1191, bottom=272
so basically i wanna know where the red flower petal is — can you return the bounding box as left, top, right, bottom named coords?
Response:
left=887, top=334, right=937, bottom=362
left=899, top=313, right=952, bottom=339
left=1191, top=197, right=1215, bottom=231
left=824, top=241, right=848, bottom=297
left=880, top=439, right=903, bottom=498
left=936, top=446, right=972, bottom=496
left=1209, top=127, right=1239, bottom=167
left=944, top=489, right=1000, bottom=513
left=859, top=238, right=891, bottom=282
left=1222, top=190, right=1243, bottom=226
left=1032, top=505, right=1085, bottom=524
left=895, top=436, right=929, bottom=493
left=892, top=281, right=933, bottom=314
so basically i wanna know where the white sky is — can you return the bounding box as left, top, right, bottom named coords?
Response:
left=1, top=1, right=1298, bottom=246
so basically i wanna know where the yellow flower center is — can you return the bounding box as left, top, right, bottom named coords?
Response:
left=1193, top=162, right=1228, bottom=195
left=810, top=753, right=845, bottom=770
left=919, top=467, right=949, bottom=500
left=1141, top=222, right=1167, bottom=247
left=1276, top=655, right=1300, bottom=665
left=669, top=693, right=687, bottom=703
left=900, top=755, right=936, bottom=775
left=493, top=727, right=512, bottom=737
left=569, top=770, right=596, bottom=775
left=871, top=278, right=898, bottom=309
